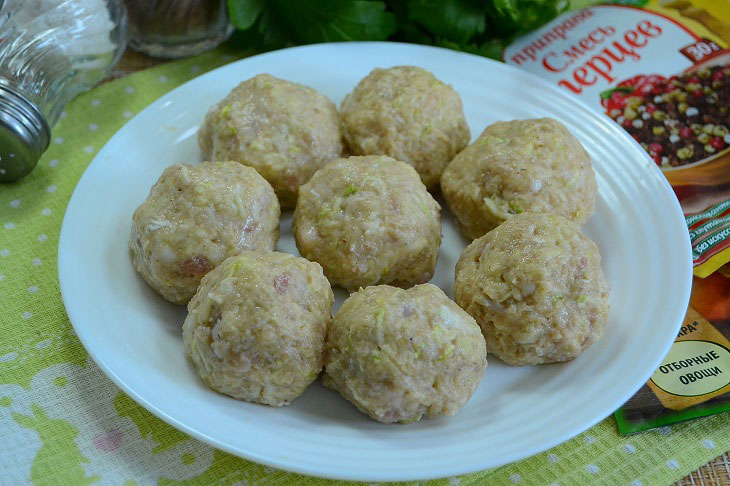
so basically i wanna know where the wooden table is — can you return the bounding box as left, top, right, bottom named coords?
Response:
left=110, top=46, right=730, bottom=486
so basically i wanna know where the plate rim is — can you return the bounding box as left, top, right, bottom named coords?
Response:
left=58, top=41, right=693, bottom=481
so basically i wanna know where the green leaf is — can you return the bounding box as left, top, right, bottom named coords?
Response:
left=487, top=0, right=568, bottom=37
left=272, top=0, right=397, bottom=43
left=227, top=0, right=268, bottom=30
left=230, top=6, right=290, bottom=51
left=407, top=0, right=485, bottom=44
left=491, top=0, right=520, bottom=23
left=394, top=19, right=434, bottom=45
left=479, top=38, right=507, bottom=60
left=225, top=0, right=568, bottom=61
left=254, top=8, right=291, bottom=48
left=437, top=38, right=504, bottom=61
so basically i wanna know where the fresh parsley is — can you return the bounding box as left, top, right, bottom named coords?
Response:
left=226, top=0, right=569, bottom=59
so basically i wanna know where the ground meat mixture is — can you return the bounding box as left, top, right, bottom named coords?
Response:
left=183, top=251, right=333, bottom=406
left=340, top=66, right=470, bottom=189
left=198, top=74, right=344, bottom=208
left=440, top=118, right=597, bottom=240
left=294, top=155, right=441, bottom=291
left=129, top=161, right=280, bottom=304
left=324, top=284, right=486, bottom=423
left=454, top=212, right=610, bottom=366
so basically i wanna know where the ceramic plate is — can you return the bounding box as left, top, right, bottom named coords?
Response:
left=59, top=42, right=692, bottom=481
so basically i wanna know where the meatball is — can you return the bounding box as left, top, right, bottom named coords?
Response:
left=129, top=161, right=280, bottom=304
left=454, top=212, right=610, bottom=366
left=324, top=284, right=487, bottom=423
left=340, top=66, right=470, bottom=189
left=183, top=251, right=334, bottom=406
left=441, top=118, right=598, bottom=240
left=198, top=74, right=344, bottom=208
left=293, top=155, right=441, bottom=291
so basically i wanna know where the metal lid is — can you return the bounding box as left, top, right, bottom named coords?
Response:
left=0, top=85, right=50, bottom=182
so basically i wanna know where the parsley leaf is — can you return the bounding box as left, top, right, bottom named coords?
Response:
left=407, top=0, right=485, bottom=44
left=276, top=0, right=397, bottom=43
left=226, top=0, right=567, bottom=58
left=487, top=0, right=568, bottom=37
left=227, top=0, right=267, bottom=30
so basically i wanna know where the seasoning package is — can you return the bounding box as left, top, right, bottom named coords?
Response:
left=616, top=270, right=730, bottom=434
left=502, top=0, right=730, bottom=434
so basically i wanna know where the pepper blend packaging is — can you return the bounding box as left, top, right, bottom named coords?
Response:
left=503, top=0, right=730, bottom=434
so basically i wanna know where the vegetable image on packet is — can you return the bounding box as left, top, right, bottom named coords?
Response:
left=503, top=0, right=730, bottom=434
left=615, top=271, right=730, bottom=434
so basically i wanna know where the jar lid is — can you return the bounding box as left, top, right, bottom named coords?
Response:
left=0, top=85, right=50, bottom=182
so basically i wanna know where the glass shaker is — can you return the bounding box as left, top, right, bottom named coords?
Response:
left=124, top=0, right=233, bottom=59
left=0, top=0, right=127, bottom=182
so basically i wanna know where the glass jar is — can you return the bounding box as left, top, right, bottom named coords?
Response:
left=124, top=0, right=233, bottom=59
left=0, top=0, right=128, bottom=181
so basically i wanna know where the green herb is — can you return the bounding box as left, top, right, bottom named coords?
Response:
left=229, top=0, right=397, bottom=50
left=407, top=0, right=485, bottom=44
left=223, top=260, right=242, bottom=278
left=437, top=343, right=455, bottom=361
left=550, top=294, right=565, bottom=304
left=486, top=0, right=568, bottom=38
left=344, top=183, right=358, bottom=197
left=508, top=200, right=523, bottom=214
left=411, top=341, right=422, bottom=358
left=317, top=204, right=331, bottom=219
left=226, top=0, right=568, bottom=59
left=375, top=307, right=385, bottom=325
left=228, top=0, right=267, bottom=30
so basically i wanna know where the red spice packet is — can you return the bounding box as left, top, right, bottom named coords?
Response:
left=503, top=0, right=730, bottom=433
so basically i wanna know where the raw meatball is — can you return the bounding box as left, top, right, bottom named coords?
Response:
left=183, top=251, right=334, bottom=406
left=324, top=284, right=487, bottom=423
left=340, top=66, right=470, bottom=189
left=129, top=161, right=280, bottom=304
left=293, top=155, right=441, bottom=291
left=441, top=118, right=598, bottom=240
left=198, top=74, right=344, bottom=208
left=454, top=212, right=610, bottom=366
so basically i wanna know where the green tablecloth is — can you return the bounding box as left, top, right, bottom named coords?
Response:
left=1, top=47, right=729, bottom=486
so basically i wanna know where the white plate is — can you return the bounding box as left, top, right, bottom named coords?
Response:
left=59, top=42, right=692, bottom=481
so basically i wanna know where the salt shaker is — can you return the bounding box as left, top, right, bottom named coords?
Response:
left=0, top=0, right=127, bottom=182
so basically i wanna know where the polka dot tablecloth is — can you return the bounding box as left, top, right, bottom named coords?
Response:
left=1, top=47, right=730, bottom=486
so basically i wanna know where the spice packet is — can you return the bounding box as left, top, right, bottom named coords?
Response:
left=502, top=0, right=730, bottom=434
left=615, top=269, right=730, bottom=434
